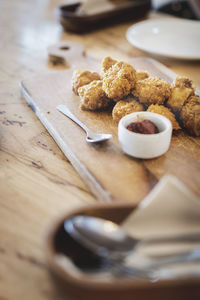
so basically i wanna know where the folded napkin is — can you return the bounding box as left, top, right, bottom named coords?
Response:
left=122, top=175, right=200, bottom=240
left=122, top=175, right=200, bottom=278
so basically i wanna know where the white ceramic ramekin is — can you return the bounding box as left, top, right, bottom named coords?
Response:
left=118, top=111, right=172, bottom=159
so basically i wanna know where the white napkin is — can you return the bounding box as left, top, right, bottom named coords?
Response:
left=122, top=175, right=200, bottom=279
left=122, top=175, right=200, bottom=240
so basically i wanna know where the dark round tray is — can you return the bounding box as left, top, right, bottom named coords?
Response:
left=57, top=0, right=151, bottom=33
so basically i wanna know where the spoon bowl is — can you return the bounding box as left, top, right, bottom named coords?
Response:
left=64, top=215, right=135, bottom=258
left=86, top=131, right=113, bottom=143
left=57, top=104, right=112, bottom=143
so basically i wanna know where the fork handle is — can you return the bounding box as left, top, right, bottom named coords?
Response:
left=110, top=249, right=200, bottom=280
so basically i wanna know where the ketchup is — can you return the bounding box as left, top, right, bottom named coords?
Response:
left=127, top=119, right=158, bottom=134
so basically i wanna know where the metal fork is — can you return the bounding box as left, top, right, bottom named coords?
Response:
left=108, top=248, right=200, bottom=281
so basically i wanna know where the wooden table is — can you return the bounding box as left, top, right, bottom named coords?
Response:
left=0, top=1, right=200, bottom=299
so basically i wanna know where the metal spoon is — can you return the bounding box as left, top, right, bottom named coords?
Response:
left=64, top=215, right=200, bottom=260
left=57, top=104, right=112, bottom=143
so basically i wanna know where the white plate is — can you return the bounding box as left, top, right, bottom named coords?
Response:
left=126, top=18, right=200, bottom=60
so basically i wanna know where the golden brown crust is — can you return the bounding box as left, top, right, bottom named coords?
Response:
left=112, top=99, right=144, bottom=122
left=136, top=70, right=149, bottom=81
left=101, top=56, right=117, bottom=77
left=147, top=104, right=181, bottom=130
left=79, top=80, right=111, bottom=111
left=72, top=70, right=100, bottom=95
left=102, top=61, right=136, bottom=101
left=166, top=76, right=195, bottom=114
left=71, top=57, right=199, bottom=138
left=180, top=96, right=200, bottom=137
left=132, top=71, right=149, bottom=98
left=132, top=77, right=171, bottom=105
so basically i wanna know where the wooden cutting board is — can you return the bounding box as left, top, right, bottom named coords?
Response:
left=20, top=41, right=200, bottom=203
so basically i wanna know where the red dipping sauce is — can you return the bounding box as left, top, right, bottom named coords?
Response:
left=127, top=119, right=159, bottom=134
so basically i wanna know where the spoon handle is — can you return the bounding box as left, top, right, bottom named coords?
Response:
left=147, top=248, right=200, bottom=269
left=57, top=104, right=88, bottom=133
left=141, top=233, right=200, bottom=247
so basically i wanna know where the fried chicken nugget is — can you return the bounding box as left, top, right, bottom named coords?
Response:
left=166, top=76, right=195, bottom=114
left=147, top=104, right=181, bottom=130
left=136, top=70, right=149, bottom=81
left=78, top=80, right=111, bottom=111
left=101, top=56, right=117, bottom=76
left=102, top=61, right=136, bottom=101
left=180, top=96, right=200, bottom=137
left=72, top=70, right=100, bottom=95
left=112, top=97, right=144, bottom=122
left=132, top=77, right=171, bottom=105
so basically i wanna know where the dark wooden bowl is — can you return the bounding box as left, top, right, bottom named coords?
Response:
left=45, top=202, right=200, bottom=300
left=57, top=0, right=151, bottom=33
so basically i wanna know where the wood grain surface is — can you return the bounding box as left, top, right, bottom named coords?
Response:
left=21, top=47, right=200, bottom=203
left=1, top=0, right=200, bottom=299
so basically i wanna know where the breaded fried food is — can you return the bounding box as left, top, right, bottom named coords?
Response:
left=72, top=70, right=100, bottom=95
left=102, top=61, right=136, bottom=101
left=112, top=98, right=144, bottom=122
left=78, top=80, right=111, bottom=111
left=136, top=70, right=149, bottom=81
left=166, top=76, right=195, bottom=114
left=101, top=56, right=117, bottom=76
left=180, top=96, right=200, bottom=137
left=147, top=104, right=181, bottom=130
left=132, top=77, right=171, bottom=105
